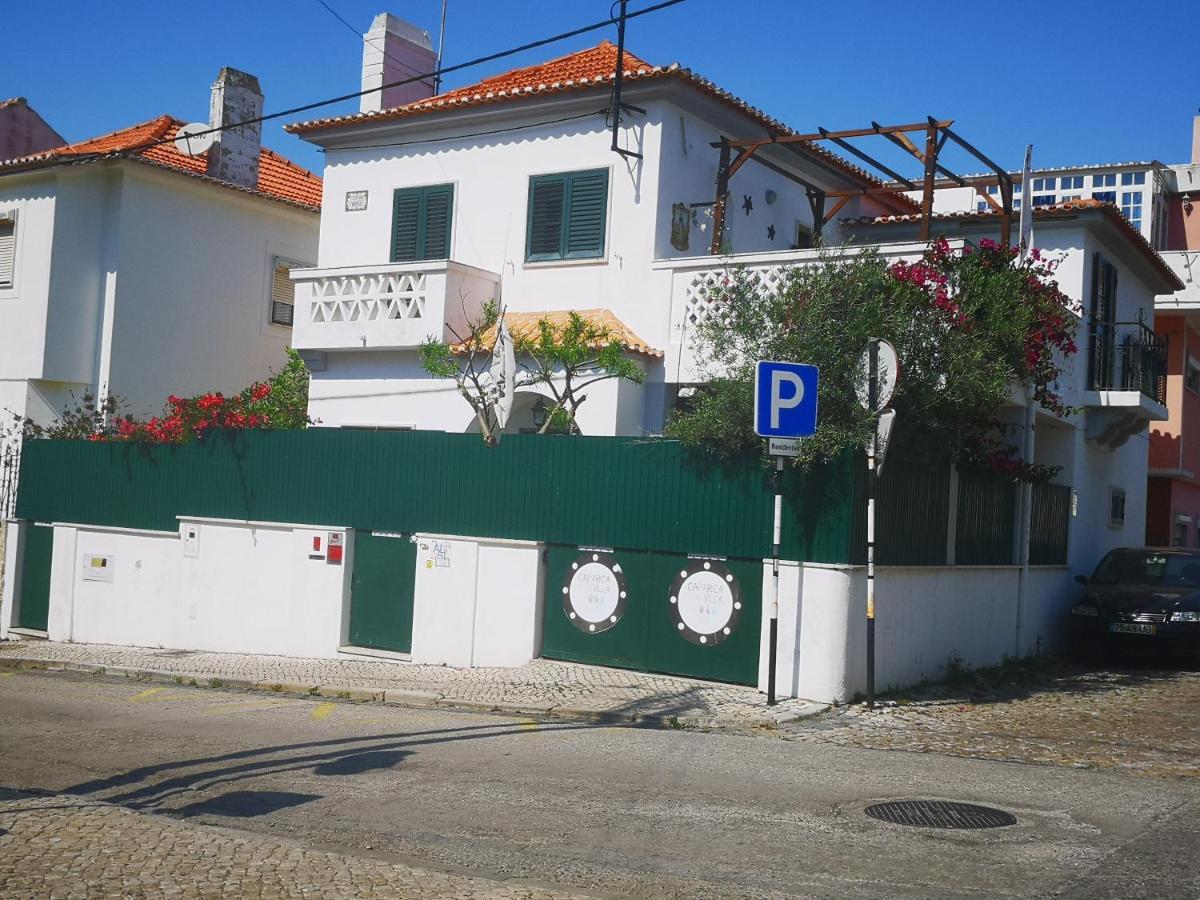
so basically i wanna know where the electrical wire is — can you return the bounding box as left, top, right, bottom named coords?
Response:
left=74, top=0, right=689, bottom=161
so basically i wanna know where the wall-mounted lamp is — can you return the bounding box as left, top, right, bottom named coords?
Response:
left=765, top=189, right=778, bottom=205
left=531, top=396, right=549, bottom=429
left=1184, top=193, right=1194, bottom=215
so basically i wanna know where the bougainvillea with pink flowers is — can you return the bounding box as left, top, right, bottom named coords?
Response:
left=6, top=349, right=312, bottom=445
left=667, top=239, right=1081, bottom=481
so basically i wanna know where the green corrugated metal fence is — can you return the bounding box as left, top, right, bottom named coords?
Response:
left=15, top=431, right=856, bottom=563
left=15, top=432, right=1052, bottom=568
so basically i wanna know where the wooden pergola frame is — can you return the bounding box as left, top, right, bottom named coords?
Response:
left=707, top=116, right=1016, bottom=254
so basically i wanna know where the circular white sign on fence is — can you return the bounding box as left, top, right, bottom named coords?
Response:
left=668, top=559, right=743, bottom=647
left=562, top=551, right=628, bottom=634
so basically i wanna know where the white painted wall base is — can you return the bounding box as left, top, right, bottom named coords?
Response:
left=24, top=518, right=354, bottom=658
left=0, top=519, right=23, bottom=638
left=759, top=562, right=1075, bottom=705
left=411, top=534, right=545, bottom=667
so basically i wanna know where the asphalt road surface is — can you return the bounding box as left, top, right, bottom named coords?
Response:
left=0, top=669, right=1196, bottom=899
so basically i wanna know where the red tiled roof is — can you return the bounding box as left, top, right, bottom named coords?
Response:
left=847, top=199, right=1185, bottom=292
left=450, top=308, right=662, bottom=358
left=0, top=115, right=322, bottom=210
left=288, top=41, right=916, bottom=215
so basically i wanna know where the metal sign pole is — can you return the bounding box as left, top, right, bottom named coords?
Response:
left=866, top=340, right=878, bottom=710
left=767, top=455, right=783, bottom=706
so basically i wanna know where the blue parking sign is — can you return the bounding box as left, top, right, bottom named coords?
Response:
left=754, top=360, right=819, bottom=438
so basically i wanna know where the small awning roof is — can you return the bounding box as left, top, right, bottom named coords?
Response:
left=451, top=308, right=662, bottom=358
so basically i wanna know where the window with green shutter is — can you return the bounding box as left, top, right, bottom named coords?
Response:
left=525, top=169, right=609, bottom=262
left=391, top=184, right=454, bottom=262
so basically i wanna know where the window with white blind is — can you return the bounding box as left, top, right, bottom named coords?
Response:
left=0, top=215, right=15, bottom=290
left=270, top=257, right=308, bottom=327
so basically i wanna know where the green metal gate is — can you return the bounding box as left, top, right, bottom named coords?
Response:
left=347, top=532, right=416, bottom=653
left=16, top=522, right=52, bottom=632
left=541, top=545, right=762, bottom=686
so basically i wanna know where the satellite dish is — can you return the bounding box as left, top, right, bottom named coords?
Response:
left=174, top=122, right=215, bottom=157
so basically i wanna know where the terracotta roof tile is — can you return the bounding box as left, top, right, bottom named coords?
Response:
left=0, top=114, right=322, bottom=210
left=451, top=307, right=662, bottom=358
left=847, top=199, right=1184, bottom=292
left=287, top=41, right=915, bottom=215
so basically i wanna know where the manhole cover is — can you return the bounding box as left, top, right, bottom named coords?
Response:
left=865, top=800, right=1016, bottom=829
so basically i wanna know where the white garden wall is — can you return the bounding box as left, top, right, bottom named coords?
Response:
left=17, top=518, right=353, bottom=658
left=760, top=562, right=1076, bottom=704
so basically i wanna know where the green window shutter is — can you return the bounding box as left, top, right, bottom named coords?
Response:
left=421, top=184, right=453, bottom=260
left=391, top=188, right=421, bottom=262
left=564, top=169, right=608, bottom=259
left=527, top=175, right=566, bottom=260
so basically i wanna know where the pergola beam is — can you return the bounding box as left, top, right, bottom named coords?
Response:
left=711, top=119, right=954, bottom=151
left=705, top=115, right=1014, bottom=253
left=818, top=127, right=915, bottom=189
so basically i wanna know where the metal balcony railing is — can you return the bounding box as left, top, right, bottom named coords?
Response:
left=1087, top=318, right=1167, bottom=405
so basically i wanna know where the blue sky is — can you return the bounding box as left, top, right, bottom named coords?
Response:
left=4, top=0, right=1197, bottom=177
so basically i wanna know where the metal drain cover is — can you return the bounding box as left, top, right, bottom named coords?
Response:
left=865, top=800, right=1016, bottom=829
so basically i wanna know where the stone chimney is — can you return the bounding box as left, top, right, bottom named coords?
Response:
left=206, top=67, right=263, bottom=189
left=359, top=13, right=437, bottom=114
left=1192, top=113, right=1200, bottom=165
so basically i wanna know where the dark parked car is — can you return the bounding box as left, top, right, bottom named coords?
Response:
left=1069, top=548, right=1200, bottom=660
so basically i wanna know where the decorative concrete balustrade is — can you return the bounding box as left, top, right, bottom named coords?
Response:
left=289, top=260, right=500, bottom=351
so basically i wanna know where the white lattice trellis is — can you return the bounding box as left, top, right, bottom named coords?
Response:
left=308, top=271, right=428, bottom=324
left=683, top=264, right=792, bottom=329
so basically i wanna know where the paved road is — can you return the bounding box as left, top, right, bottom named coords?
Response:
left=0, top=670, right=1197, bottom=899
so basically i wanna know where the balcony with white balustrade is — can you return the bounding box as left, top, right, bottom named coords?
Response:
left=289, top=260, right=500, bottom=352
left=652, top=241, right=946, bottom=381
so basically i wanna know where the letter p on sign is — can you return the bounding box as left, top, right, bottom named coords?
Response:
left=754, top=360, right=819, bottom=439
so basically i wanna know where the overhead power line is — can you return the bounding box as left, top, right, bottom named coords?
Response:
left=80, top=0, right=689, bottom=161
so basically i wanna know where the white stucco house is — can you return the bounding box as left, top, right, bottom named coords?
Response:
left=284, top=27, right=917, bottom=435
left=0, top=68, right=321, bottom=434
left=1, top=19, right=1188, bottom=706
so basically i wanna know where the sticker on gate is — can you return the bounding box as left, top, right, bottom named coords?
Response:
left=668, top=558, right=742, bottom=646
left=562, top=550, right=628, bottom=634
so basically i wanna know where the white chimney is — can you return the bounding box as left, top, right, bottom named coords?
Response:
left=207, top=67, right=263, bottom=189
left=1192, top=113, right=1200, bottom=166
left=360, top=13, right=437, bottom=114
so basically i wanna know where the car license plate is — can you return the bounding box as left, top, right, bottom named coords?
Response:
left=1110, top=622, right=1156, bottom=636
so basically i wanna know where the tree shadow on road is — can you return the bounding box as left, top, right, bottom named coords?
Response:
left=53, top=686, right=719, bottom=816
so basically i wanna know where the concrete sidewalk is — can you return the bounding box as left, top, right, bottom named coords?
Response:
left=0, top=639, right=826, bottom=729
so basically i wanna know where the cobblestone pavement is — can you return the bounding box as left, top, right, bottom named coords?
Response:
left=0, top=640, right=821, bottom=728
left=0, top=791, right=592, bottom=899
left=785, top=659, right=1200, bottom=778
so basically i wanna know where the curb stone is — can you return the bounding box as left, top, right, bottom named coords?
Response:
left=0, top=653, right=830, bottom=730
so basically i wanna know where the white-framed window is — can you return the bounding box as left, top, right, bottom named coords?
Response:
left=1186, top=355, right=1200, bottom=395
left=1060, top=175, right=1084, bottom=191
left=1109, top=487, right=1126, bottom=528
left=1120, top=171, right=1146, bottom=186
left=269, top=256, right=309, bottom=327
left=1121, top=191, right=1144, bottom=231
left=1174, top=513, right=1192, bottom=548
left=0, top=211, right=16, bottom=290
left=1031, top=176, right=1056, bottom=207
left=1093, top=173, right=1117, bottom=189
left=1094, top=190, right=1117, bottom=205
